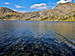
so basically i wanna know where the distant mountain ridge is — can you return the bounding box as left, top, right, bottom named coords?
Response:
left=0, top=2, right=75, bottom=21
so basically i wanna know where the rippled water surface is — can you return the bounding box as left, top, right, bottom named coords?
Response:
left=0, top=21, right=75, bottom=56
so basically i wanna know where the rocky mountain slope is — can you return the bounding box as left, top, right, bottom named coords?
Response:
left=0, top=2, right=75, bottom=21
left=0, top=7, right=23, bottom=20
left=0, top=7, right=16, bottom=15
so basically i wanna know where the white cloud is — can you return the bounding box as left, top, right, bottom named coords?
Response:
left=30, top=3, right=47, bottom=9
left=4, top=2, right=9, bottom=5
left=12, top=9, right=26, bottom=13
left=57, top=0, right=72, bottom=4
left=13, top=9, right=17, bottom=11
left=15, top=5, right=25, bottom=8
left=18, top=11, right=26, bottom=13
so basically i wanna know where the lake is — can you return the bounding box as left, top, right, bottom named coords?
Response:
left=0, top=21, right=75, bottom=56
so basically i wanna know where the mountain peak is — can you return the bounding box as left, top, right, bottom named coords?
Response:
left=0, top=3, right=75, bottom=21
left=0, top=7, right=16, bottom=15
left=56, top=2, right=72, bottom=7
left=54, top=2, right=75, bottom=11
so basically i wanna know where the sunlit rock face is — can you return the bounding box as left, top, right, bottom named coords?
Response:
left=0, top=7, right=22, bottom=20
left=0, top=7, right=16, bottom=15
left=0, top=2, right=75, bottom=21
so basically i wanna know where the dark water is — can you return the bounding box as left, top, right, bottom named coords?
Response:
left=0, top=21, right=75, bottom=56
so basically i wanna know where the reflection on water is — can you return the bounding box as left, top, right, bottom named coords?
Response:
left=0, top=21, right=75, bottom=56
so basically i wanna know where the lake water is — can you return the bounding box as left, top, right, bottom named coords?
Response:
left=0, top=21, right=75, bottom=56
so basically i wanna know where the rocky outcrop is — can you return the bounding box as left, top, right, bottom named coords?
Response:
left=0, top=2, right=75, bottom=21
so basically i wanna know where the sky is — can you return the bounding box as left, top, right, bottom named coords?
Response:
left=0, top=0, right=75, bottom=12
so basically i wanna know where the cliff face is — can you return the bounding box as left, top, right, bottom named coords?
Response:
left=52, top=2, right=75, bottom=16
left=39, top=2, right=75, bottom=21
left=0, top=2, right=75, bottom=21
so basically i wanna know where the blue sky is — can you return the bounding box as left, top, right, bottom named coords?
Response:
left=0, top=0, right=75, bottom=12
